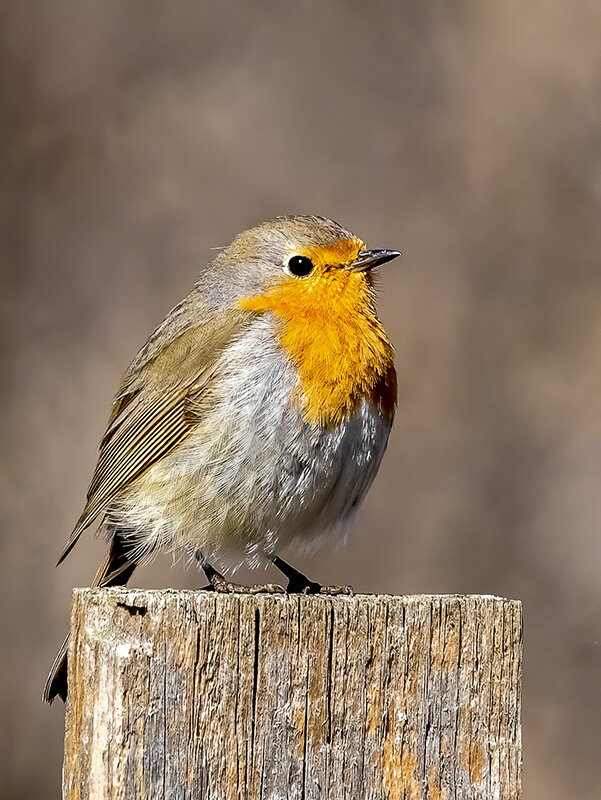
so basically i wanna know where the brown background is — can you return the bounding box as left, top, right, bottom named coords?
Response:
left=2, top=2, right=601, bottom=798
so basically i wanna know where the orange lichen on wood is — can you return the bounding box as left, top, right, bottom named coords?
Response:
left=461, top=735, right=486, bottom=784
left=382, top=744, right=422, bottom=800
left=428, top=764, right=446, bottom=800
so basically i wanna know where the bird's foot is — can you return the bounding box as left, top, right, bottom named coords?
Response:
left=316, top=585, right=354, bottom=596
left=202, top=562, right=285, bottom=594
left=272, top=556, right=354, bottom=596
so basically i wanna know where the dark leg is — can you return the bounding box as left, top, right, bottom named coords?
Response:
left=95, top=533, right=138, bottom=588
left=272, top=556, right=353, bottom=595
left=194, top=551, right=284, bottom=594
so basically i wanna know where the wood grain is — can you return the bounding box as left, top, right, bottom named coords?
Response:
left=63, top=589, right=522, bottom=799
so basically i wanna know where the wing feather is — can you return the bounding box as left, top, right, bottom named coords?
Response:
left=57, top=306, right=248, bottom=564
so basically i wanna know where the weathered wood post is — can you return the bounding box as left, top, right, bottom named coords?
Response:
left=63, top=588, right=522, bottom=799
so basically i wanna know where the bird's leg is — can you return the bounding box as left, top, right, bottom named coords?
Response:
left=194, top=551, right=284, bottom=594
left=272, top=556, right=321, bottom=593
left=272, top=556, right=353, bottom=595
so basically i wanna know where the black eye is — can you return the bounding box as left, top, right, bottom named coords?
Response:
left=287, top=255, right=314, bottom=277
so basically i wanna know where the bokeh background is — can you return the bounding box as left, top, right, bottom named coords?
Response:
left=2, top=1, right=601, bottom=797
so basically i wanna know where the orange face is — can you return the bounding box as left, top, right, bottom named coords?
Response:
left=238, top=239, right=397, bottom=427
left=294, top=237, right=366, bottom=271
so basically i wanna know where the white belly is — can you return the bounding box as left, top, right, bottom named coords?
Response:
left=109, top=317, right=392, bottom=569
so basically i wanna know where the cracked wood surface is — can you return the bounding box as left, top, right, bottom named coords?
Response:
left=63, top=589, right=522, bottom=800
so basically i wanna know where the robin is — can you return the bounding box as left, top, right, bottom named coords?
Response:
left=43, top=214, right=400, bottom=703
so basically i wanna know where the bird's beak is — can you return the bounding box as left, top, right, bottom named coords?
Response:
left=349, top=249, right=402, bottom=272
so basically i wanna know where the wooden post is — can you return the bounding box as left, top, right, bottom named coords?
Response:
left=63, top=588, right=522, bottom=800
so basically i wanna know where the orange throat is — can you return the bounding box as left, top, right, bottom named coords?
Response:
left=239, top=269, right=397, bottom=427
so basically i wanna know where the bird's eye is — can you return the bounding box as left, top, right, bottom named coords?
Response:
left=287, top=255, right=314, bottom=277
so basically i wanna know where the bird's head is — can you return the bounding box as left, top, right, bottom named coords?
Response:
left=200, top=215, right=400, bottom=426
left=202, top=215, right=400, bottom=311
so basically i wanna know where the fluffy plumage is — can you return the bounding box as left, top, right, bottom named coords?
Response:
left=58, top=215, right=397, bottom=568
left=44, top=215, right=399, bottom=703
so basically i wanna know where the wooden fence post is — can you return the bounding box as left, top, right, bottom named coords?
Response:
left=62, top=588, right=522, bottom=799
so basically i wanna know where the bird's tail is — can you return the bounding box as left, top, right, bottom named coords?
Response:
left=42, top=533, right=137, bottom=704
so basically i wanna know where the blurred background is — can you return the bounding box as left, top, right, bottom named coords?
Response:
left=2, top=1, right=601, bottom=797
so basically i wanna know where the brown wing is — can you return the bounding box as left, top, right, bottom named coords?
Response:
left=57, top=306, right=248, bottom=564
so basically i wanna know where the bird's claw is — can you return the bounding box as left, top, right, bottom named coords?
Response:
left=202, top=561, right=285, bottom=594
left=317, top=584, right=354, bottom=596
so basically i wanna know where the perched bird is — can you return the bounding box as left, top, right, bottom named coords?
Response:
left=43, top=215, right=400, bottom=703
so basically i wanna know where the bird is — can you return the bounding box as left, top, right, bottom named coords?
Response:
left=43, top=214, right=400, bottom=703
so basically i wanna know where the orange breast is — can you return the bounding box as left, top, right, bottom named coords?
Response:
left=238, top=269, right=397, bottom=427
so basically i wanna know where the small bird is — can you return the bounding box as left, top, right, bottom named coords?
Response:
left=43, top=215, right=400, bottom=703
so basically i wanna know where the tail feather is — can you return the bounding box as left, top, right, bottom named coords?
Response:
left=42, top=634, right=69, bottom=703
left=43, top=533, right=137, bottom=704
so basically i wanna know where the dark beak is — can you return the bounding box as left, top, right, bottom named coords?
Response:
left=349, top=249, right=402, bottom=272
